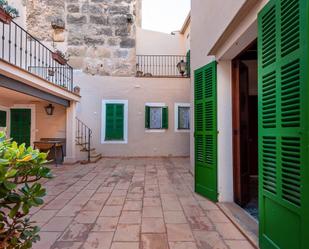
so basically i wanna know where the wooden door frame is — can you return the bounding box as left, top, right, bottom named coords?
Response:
left=232, top=39, right=257, bottom=205
left=10, top=104, right=36, bottom=146
left=232, top=59, right=242, bottom=204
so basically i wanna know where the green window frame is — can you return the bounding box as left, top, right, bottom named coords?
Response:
left=177, top=106, right=190, bottom=130
left=145, top=105, right=168, bottom=130
left=105, top=103, right=124, bottom=141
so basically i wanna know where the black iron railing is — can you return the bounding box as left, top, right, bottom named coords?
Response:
left=0, top=20, right=74, bottom=92
left=76, top=118, right=92, bottom=163
left=136, top=55, right=189, bottom=78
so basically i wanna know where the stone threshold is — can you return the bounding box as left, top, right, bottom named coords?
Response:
left=218, top=202, right=259, bottom=249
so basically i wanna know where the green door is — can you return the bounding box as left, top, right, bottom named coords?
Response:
left=10, top=109, right=31, bottom=147
left=194, top=61, right=218, bottom=202
left=105, top=104, right=124, bottom=141
left=258, top=0, right=309, bottom=248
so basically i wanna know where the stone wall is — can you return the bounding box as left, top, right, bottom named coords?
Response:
left=26, top=0, right=141, bottom=76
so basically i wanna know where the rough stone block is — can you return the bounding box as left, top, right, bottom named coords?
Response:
left=90, top=15, right=108, bottom=25
left=120, top=38, right=135, bottom=48
left=67, top=14, right=87, bottom=25
left=67, top=4, right=80, bottom=13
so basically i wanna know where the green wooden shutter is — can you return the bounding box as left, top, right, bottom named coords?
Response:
left=0, top=110, right=6, bottom=127
left=162, top=107, right=168, bottom=129
left=10, top=109, right=31, bottom=147
left=258, top=0, right=309, bottom=248
left=105, top=103, right=124, bottom=141
left=145, top=106, right=150, bottom=129
left=186, top=50, right=191, bottom=77
left=194, top=61, right=218, bottom=202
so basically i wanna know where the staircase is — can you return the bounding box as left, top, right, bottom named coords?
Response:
left=76, top=118, right=102, bottom=164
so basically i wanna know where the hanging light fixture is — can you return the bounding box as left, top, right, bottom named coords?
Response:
left=177, top=59, right=187, bottom=76
left=44, top=104, right=54, bottom=115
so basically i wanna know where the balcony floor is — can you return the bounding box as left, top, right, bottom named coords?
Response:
left=32, top=158, right=254, bottom=249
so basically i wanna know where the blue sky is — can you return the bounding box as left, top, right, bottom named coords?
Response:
left=142, top=0, right=191, bottom=34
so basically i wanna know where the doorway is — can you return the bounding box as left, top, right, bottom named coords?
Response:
left=232, top=40, right=258, bottom=219
left=10, top=109, right=31, bottom=147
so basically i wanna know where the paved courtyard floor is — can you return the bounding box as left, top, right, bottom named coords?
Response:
left=32, top=158, right=254, bottom=249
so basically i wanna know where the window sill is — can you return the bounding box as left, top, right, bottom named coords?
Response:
left=145, top=129, right=167, bottom=133
left=175, top=129, right=190, bottom=133
left=102, top=139, right=127, bottom=144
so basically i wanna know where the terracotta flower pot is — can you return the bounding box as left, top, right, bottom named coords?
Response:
left=52, top=52, right=67, bottom=65
left=0, top=8, right=12, bottom=24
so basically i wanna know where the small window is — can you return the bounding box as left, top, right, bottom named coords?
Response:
left=145, top=105, right=168, bottom=129
left=178, top=106, right=190, bottom=129
left=105, top=103, right=124, bottom=141
left=101, top=100, right=128, bottom=144
left=175, top=103, right=190, bottom=132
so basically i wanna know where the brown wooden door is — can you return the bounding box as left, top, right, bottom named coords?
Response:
left=232, top=60, right=250, bottom=206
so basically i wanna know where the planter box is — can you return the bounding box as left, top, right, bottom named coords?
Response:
left=0, top=8, right=12, bottom=24
left=52, top=52, right=67, bottom=65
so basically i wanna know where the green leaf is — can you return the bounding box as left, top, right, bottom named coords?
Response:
left=4, top=180, right=16, bottom=190
left=5, top=168, right=17, bottom=178
left=9, top=203, right=20, bottom=218
left=22, top=203, right=30, bottom=214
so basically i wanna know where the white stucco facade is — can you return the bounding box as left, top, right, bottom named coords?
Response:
left=190, top=0, right=269, bottom=201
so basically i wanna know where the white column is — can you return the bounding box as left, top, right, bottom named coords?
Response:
left=64, top=101, right=77, bottom=164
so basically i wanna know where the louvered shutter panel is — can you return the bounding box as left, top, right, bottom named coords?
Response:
left=105, top=104, right=115, bottom=140
left=105, top=104, right=124, bottom=140
left=258, top=0, right=309, bottom=248
left=194, top=61, right=218, bottom=202
left=114, top=104, right=124, bottom=140
left=0, top=110, right=6, bottom=127
left=162, top=107, right=168, bottom=129
left=145, top=106, right=150, bottom=128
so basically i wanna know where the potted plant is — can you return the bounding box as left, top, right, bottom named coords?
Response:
left=0, top=131, right=53, bottom=248
left=0, top=0, right=19, bottom=24
left=52, top=50, right=67, bottom=65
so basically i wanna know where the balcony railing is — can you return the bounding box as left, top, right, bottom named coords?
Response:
left=0, top=20, right=74, bottom=92
left=136, top=55, right=189, bottom=78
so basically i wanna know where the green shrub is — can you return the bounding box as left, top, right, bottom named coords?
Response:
left=0, top=131, right=52, bottom=249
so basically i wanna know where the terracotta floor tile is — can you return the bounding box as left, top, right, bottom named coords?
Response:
left=193, top=230, right=228, bottom=249
left=92, top=216, right=119, bottom=231
left=123, top=200, right=143, bottom=211
left=166, top=224, right=195, bottom=242
left=225, top=240, right=255, bottom=249
left=81, top=232, right=113, bottom=249
left=110, top=242, right=139, bottom=249
left=32, top=232, right=60, bottom=249
left=31, top=210, right=58, bottom=224
left=114, top=224, right=140, bottom=241
left=74, top=211, right=100, bottom=224
left=215, top=223, right=245, bottom=240
left=106, top=196, right=126, bottom=206
left=141, top=234, right=169, bottom=249
left=164, top=211, right=187, bottom=224
left=119, top=211, right=142, bottom=224
left=141, top=218, right=166, bottom=233
left=59, top=222, right=93, bottom=242
left=100, top=205, right=122, bottom=217
left=50, top=241, right=83, bottom=249
left=143, top=197, right=161, bottom=207
left=142, top=206, right=163, bottom=218
left=41, top=217, right=73, bottom=232
left=169, top=242, right=199, bottom=249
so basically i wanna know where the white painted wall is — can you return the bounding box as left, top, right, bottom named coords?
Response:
left=136, top=28, right=185, bottom=55
left=75, top=71, right=191, bottom=157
